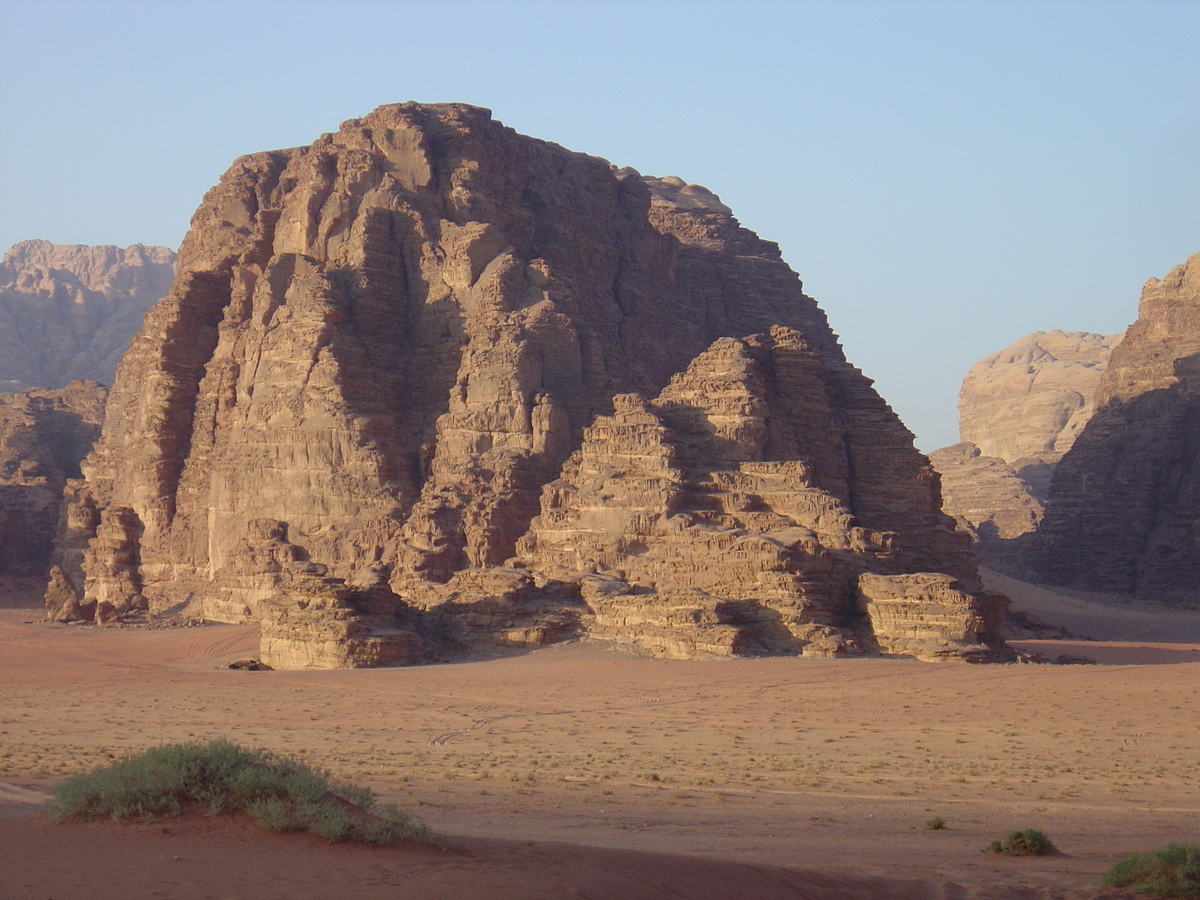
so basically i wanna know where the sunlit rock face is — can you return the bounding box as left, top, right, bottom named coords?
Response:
left=959, top=330, right=1122, bottom=465
left=54, top=102, right=1004, bottom=664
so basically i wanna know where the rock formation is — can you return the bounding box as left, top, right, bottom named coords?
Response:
left=0, top=382, right=106, bottom=605
left=1029, top=253, right=1200, bottom=601
left=931, top=330, right=1120, bottom=566
left=0, top=240, right=176, bottom=391
left=510, top=331, right=998, bottom=660
left=51, top=102, right=1005, bottom=664
left=959, top=330, right=1122, bottom=465
left=928, top=443, right=1043, bottom=539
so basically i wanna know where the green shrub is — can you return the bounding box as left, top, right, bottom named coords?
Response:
left=1101, top=843, right=1200, bottom=897
left=51, top=739, right=436, bottom=846
left=925, top=816, right=946, bottom=830
left=983, top=828, right=1053, bottom=856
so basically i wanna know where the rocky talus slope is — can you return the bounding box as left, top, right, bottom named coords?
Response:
left=931, top=331, right=1120, bottom=564
left=0, top=240, right=176, bottom=390
left=1028, top=253, right=1200, bottom=601
left=0, top=382, right=106, bottom=599
left=48, top=102, right=1006, bottom=664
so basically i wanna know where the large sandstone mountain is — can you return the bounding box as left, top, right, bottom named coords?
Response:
left=0, top=240, right=177, bottom=391
left=48, top=102, right=1005, bottom=664
left=931, top=330, right=1120, bottom=563
left=0, top=382, right=106, bottom=592
left=1029, top=253, right=1200, bottom=601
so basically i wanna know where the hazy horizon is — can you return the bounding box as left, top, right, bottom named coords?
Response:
left=2, top=0, right=1197, bottom=451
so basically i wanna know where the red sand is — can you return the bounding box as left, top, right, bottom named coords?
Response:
left=2, top=572, right=1196, bottom=898
left=2, top=810, right=1036, bottom=900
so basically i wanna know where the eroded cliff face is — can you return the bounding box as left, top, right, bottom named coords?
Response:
left=0, top=382, right=105, bottom=604
left=931, top=330, right=1120, bottom=567
left=0, top=241, right=176, bottom=390
left=57, top=102, right=1003, bottom=663
left=928, top=444, right=1044, bottom=539
left=1029, top=253, right=1200, bottom=600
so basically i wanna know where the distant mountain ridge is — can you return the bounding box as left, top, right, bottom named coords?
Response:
left=0, top=240, right=176, bottom=391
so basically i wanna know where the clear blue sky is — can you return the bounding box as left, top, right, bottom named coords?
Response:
left=2, top=0, right=1197, bottom=450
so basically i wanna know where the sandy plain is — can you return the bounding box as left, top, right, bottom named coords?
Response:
left=2, top=570, right=1199, bottom=899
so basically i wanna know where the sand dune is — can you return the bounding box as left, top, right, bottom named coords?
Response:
left=1, top=577, right=1195, bottom=898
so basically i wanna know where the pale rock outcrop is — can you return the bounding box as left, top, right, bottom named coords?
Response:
left=959, top=330, right=1122, bottom=464
left=222, top=518, right=424, bottom=667
left=856, top=573, right=1000, bottom=662
left=0, top=241, right=176, bottom=390
left=55, top=102, right=1006, bottom=663
left=1029, top=253, right=1200, bottom=601
left=259, top=572, right=421, bottom=669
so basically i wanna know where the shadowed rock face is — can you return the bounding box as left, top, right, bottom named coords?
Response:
left=0, top=241, right=176, bottom=391
left=0, top=382, right=106, bottom=599
left=53, top=102, right=1004, bottom=663
left=1029, top=252, right=1200, bottom=601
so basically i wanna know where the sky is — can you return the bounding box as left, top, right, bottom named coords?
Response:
left=1, top=0, right=1197, bottom=451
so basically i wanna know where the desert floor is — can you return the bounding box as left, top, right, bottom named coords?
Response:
left=2, top=571, right=1199, bottom=899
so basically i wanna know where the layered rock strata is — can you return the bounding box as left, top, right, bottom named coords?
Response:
left=0, top=382, right=106, bottom=606
left=1029, top=253, right=1200, bottom=600
left=54, top=102, right=1005, bottom=663
left=0, top=241, right=176, bottom=390
left=514, top=332, right=998, bottom=660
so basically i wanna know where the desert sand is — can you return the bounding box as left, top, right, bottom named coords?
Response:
left=2, top=574, right=1198, bottom=899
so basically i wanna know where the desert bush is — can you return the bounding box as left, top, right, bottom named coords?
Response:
left=1101, top=843, right=1200, bottom=897
left=925, top=816, right=946, bottom=830
left=51, top=739, right=436, bottom=845
left=983, top=828, right=1053, bottom=856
